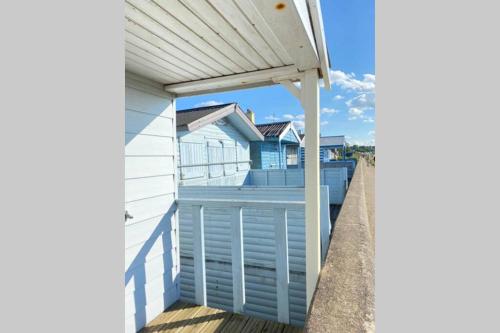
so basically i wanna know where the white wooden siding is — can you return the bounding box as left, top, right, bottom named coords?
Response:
left=125, top=72, right=180, bottom=333
left=207, top=139, right=224, bottom=178
left=178, top=141, right=205, bottom=179
left=177, top=186, right=331, bottom=326
left=177, top=121, right=251, bottom=186
left=223, top=140, right=237, bottom=175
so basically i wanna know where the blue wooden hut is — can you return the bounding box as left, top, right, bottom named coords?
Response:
left=250, top=121, right=302, bottom=169
left=176, top=103, right=264, bottom=185
left=300, top=135, right=346, bottom=166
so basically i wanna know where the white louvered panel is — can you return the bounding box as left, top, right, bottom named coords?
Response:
left=177, top=186, right=323, bottom=326
left=223, top=140, right=236, bottom=176
left=236, top=142, right=249, bottom=171
left=179, top=142, right=205, bottom=180
left=207, top=140, right=223, bottom=178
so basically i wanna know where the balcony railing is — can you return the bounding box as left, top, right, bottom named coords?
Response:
left=177, top=198, right=305, bottom=324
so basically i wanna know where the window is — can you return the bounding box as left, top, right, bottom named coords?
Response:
left=286, top=145, right=298, bottom=166
left=179, top=141, right=204, bottom=179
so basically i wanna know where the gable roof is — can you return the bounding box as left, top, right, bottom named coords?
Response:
left=255, top=121, right=302, bottom=143
left=255, top=121, right=291, bottom=137
left=176, top=103, right=264, bottom=141
left=176, top=103, right=234, bottom=127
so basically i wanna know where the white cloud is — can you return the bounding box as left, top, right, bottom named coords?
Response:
left=348, top=107, right=365, bottom=120
left=293, top=120, right=305, bottom=130
left=330, top=70, right=375, bottom=93
left=194, top=100, right=223, bottom=107
left=363, top=74, right=376, bottom=83
left=321, top=107, right=339, bottom=114
left=368, top=130, right=375, bottom=136
left=350, top=138, right=376, bottom=146
left=326, top=70, right=376, bottom=122
left=346, top=93, right=375, bottom=111
left=320, top=121, right=329, bottom=126
left=277, top=114, right=306, bottom=130
left=264, top=115, right=280, bottom=122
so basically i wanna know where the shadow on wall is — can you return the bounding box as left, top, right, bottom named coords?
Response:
left=125, top=86, right=178, bottom=331
left=125, top=204, right=178, bottom=331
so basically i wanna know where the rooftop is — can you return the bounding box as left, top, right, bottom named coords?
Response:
left=175, top=103, right=264, bottom=141
left=176, top=103, right=234, bottom=127
left=255, top=121, right=292, bottom=137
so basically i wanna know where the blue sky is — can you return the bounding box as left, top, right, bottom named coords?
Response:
left=177, top=0, right=375, bottom=146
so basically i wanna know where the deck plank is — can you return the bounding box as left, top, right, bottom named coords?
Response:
left=177, top=306, right=220, bottom=333
left=240, top=317, right=268, bottom=333
left=218, top=313, right=250, bottom=333
left=160, top=304, right=204, bottom=333
left=141, top=301, right=303, bottom=333
left=201, top=309, right=233, bottom=333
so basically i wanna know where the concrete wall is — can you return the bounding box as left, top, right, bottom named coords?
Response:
left=321, top=159, right=356, bottom=179
left=305, top=159, right=375, bottom=333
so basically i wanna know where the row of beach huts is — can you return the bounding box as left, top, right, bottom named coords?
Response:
left=171, top=102, right=354, bottom=326
left=176, top=102, right=352, bottom=186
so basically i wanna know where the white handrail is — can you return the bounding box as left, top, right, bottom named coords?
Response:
left=177, top=198, right=304, bottom=209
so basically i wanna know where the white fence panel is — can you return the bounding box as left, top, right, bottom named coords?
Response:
left=177, top=186, right=331, bottom=326
left=248, top=168, right=348, bottom=204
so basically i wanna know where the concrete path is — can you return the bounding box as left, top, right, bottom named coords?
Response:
left=305, top=159, right=375, bottom=332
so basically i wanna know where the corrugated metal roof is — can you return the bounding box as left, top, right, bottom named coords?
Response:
left=255, top=121, right=291, bottom=137
left=176, top=103, right=234, bottom=127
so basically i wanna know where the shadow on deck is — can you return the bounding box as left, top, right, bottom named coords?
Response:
left=140, top=301, right=303, bottom=333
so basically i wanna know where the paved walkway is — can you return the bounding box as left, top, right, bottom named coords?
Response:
left=305, top=159, right=375, bottom=332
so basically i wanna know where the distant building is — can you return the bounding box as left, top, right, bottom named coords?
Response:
left=176, top=103, right=264, bottom=185
left=300, top=135, right=346, bottom=166
left=250, top=121, right=302, bottom=169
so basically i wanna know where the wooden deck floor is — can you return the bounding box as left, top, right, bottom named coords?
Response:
left=140, top=301, right=303, bottom=333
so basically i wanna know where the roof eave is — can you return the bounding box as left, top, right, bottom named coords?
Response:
left=184, top=104, right=236, bottom=132
left=307, top=0, right=331, bottom=89
left=181, top=103, right=264, bottom=142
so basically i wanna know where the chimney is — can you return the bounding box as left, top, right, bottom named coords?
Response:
left=246, top=109, right=255, bottom=124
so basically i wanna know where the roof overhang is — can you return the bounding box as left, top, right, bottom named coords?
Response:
left=125, top=0, right=331, bottom=97
left=278, top=122, right=302, bottom=143
left=179, top=104, right=265, bottom=141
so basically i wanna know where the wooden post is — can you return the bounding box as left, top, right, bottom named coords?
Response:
left=192, top=205, right=207, bottom=306
left=231, top=206, right=245, bottom=313
left=274, top=208, right=289, bottom=324
left=302, top=69, right=321, bottom=311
